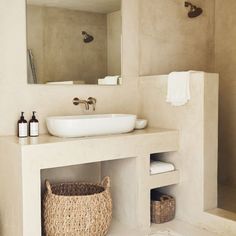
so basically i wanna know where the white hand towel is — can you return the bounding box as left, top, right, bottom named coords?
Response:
left=166, top=71, right=191, bottom=106
left=150, top=161, right=175, bottom=175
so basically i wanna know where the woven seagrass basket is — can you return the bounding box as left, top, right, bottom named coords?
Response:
left=151, top=191, right=175, bottom=224
left=43, top=176, right=112, bottom=236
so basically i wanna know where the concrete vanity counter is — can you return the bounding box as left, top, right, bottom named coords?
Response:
left=14, top=128, right=178, bottom=165
left=0, top=128, right=179, bottom=236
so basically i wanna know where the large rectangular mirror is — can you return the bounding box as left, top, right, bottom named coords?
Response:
left=26, top=0, right=122, bottom=85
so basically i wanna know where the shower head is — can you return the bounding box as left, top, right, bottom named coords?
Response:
left=185, top=2, right=203, bottom=18
left=82, top=31, right=94, bottom=43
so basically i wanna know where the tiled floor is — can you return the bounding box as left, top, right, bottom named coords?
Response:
left=218, top=184, right=236, bottom=213
left=108, top=219, right=218, bottom=236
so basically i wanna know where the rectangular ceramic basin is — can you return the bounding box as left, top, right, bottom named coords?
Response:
left=46, top=114, right=137, bottom=138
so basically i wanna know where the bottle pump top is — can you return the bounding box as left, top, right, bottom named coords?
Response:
left=20, top=112, right=26, bottom=121
left=31, top=111, right=38, bottom=121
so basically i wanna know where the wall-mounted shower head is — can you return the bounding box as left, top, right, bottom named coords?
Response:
left=185, top=1, right=203, bottom=18
left=82, top=31, right=94, bottom=43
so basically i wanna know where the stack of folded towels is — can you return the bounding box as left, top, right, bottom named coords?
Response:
left=150, top=160, right=175, bottom=175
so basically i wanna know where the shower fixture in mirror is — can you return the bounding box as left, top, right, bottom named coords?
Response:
left=26, top=0, right=122, bottom=85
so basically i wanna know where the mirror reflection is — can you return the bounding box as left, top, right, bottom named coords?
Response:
left=26, top=0, right=122, bottom=85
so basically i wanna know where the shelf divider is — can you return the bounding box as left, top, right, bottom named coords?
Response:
left=149, top=170, right=180, bottom=190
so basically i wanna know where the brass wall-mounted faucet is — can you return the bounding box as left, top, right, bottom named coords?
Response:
left=73, top=97, right=97, bottom=111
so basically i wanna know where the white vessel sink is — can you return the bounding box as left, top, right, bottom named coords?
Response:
left=46, top=114, right=137, bottom=138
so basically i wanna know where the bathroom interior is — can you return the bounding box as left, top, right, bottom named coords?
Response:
left=0, top=0, right=236, bottom=235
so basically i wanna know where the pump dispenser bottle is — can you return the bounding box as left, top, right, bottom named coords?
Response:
left=29, top=111, right=39, bottom=137
left=18, top=112, right=28, bottom=138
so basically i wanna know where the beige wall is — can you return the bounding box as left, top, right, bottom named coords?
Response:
left=139, top=0, right=215, bottom=76
left=215, top=0, right=236, bottom=186
left=107, top=11, right=121, bottom=75
left=27, top=5, right=107, bottom=84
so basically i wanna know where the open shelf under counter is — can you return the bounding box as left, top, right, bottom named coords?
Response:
left=0, top=127, right=179, bottom=236
left=149, top=170, right=180, bottom=190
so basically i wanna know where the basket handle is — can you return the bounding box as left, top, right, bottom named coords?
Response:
left=160, top=195, right=172, bottom=202
left=45, top=180, right=52, bottom=194
left=101, top=176, right=111, bottom=189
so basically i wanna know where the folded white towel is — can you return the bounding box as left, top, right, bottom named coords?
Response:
left=98, top=75, right=120, bottom=85
left=166, top=71, right=191, bottom=106
left=98, top=79, right=115, bottom=85
left=104, top=75, right=119, bottom=83
left=150, top=161, right=175, bottom=175
left=46, top=81, right=74, bottom=85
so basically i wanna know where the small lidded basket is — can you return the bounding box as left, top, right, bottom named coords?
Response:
left=151, top=190, right=175, bottom=224
left=43, top=176, right=112, bottom=236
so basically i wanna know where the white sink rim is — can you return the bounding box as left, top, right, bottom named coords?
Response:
left=46, top=114, right=137, bottom=138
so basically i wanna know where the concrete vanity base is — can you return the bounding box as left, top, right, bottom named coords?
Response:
left=0, top=128, right=179, bottom=236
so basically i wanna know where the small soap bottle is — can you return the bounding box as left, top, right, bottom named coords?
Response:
left=29, top=111, right=39, bottom=137
left=18, top=112, right=28, bottom=138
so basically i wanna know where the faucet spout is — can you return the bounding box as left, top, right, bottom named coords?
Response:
left=81, top=100, right=90, bottom=110
left=87, top=97, right=97, bottom=111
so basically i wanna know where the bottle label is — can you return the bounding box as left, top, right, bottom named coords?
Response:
left=30, top=123, right=39, bottom=136
left=19, top=123, right=27, bottom=137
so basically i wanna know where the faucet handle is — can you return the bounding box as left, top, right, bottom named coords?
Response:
left=87, top=97, right=97, bottom=111
left=73, top=97, right=80, bottom=106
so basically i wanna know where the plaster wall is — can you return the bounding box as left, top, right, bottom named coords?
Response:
left=139, top=0, right=215, bottom=76
left=107, top=10, right=122, bottom=75
left=215, top=0, right=236, bottom=187
left=139, top=73, right=218, bottom=216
